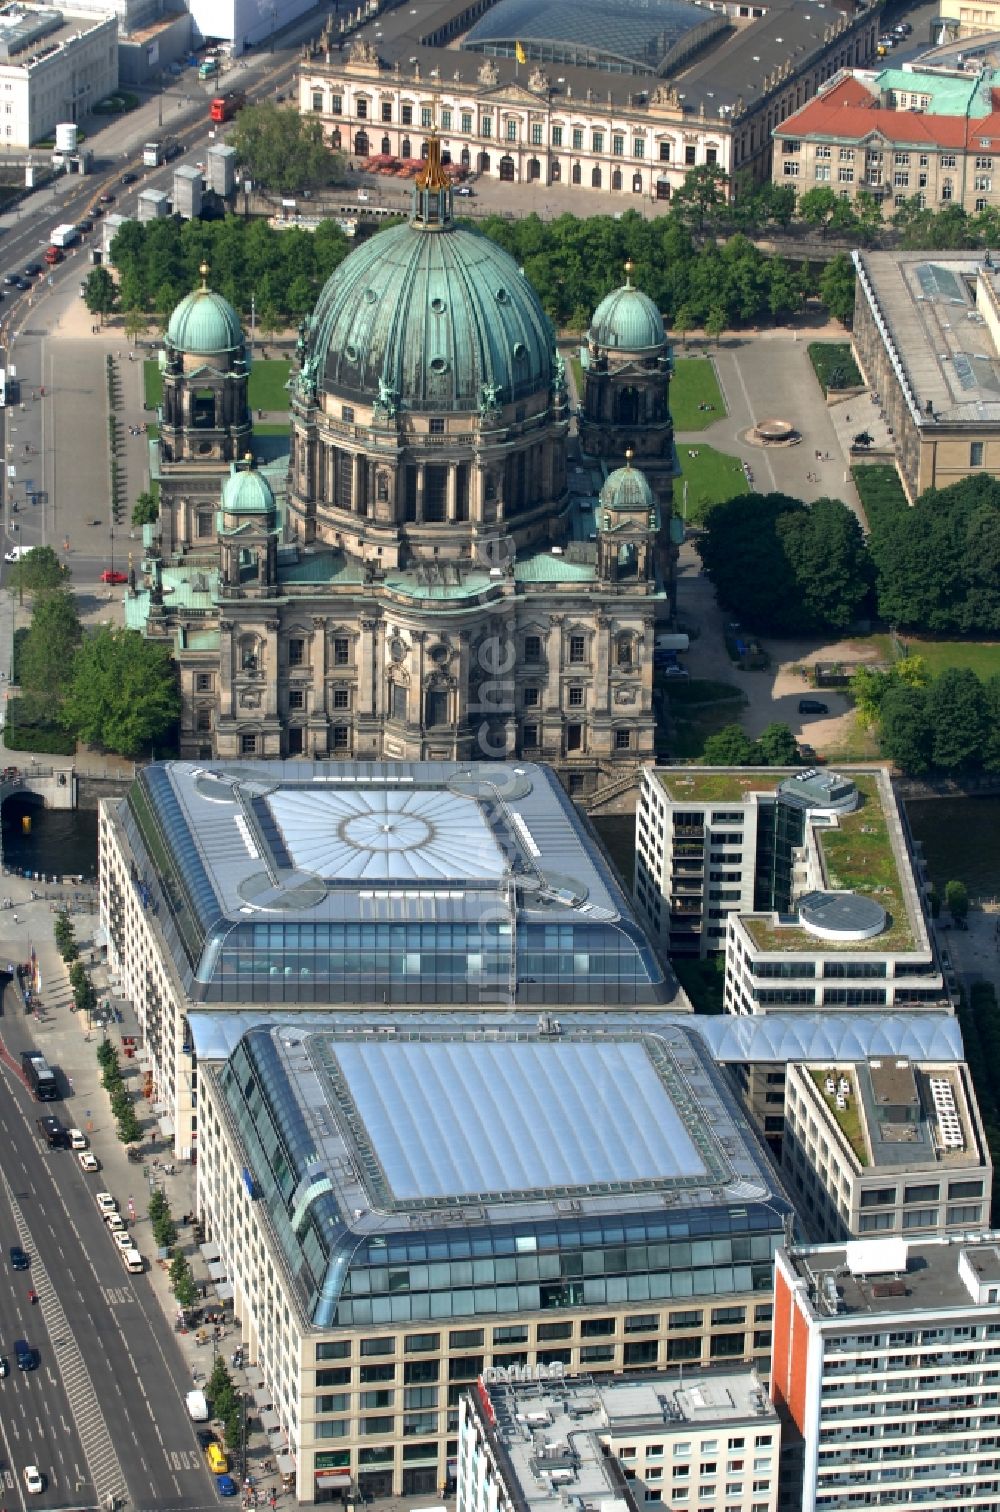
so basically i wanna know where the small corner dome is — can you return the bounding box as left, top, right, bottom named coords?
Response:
left=590, top=270, right=665, bottom=353
left=167, top=284, right=244, bottom=356
left=600, top=461, right=655, bottom=512
left=222, top=466, right=274, bottom=515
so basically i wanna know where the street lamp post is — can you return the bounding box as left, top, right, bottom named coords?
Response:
left=270, top=6, right=277, bottom=52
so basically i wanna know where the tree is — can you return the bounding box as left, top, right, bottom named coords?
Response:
left=874, top=475, right=1000, bottom=634
left=671, top=164, right=729, bottom=232
left=54, top=911, right=77, bottom=961
left=8, top=546, right=70, bottom=598
left=850, top=656, right=928, bottom=728
left=704, top=306, right=726, bottom=346
left=878, top=685, right=933, bottom=774
left=752, top=723, right=800, bottom=766
left=122, top=305, right=147, bottom=345
left=702, top=724, right=756, bottom=766
left=797, top=186, right=839, bottom=231
left=673, top=304, right=697, bottom=347
left=153, top=1211, right=178, bottom=1249
left=230, top=102, right=342, bottom=193
left=925, top=666, right=988, bottom=772
left=697, top=493, right=801, bottom=632
left=149, top=1190, right=169, bottom=1223
left=209, top=1358, right=234, bottom=1403
left=117, top=1104, right=143, bottom=1145
left=84, top=267, right=118, bottom=327
left=170, top=1252, right=198, bottom=1308
left=946, top=879, right=970, bottom=921
left=776, top=497, right=872, bottom=632
left=132, top=491, right=159, bottom=527
left=19, top=589, right=82, bottom=696
left=818, top=253, right=856, bottom=325
left=61, top=627, right=180, bottom=758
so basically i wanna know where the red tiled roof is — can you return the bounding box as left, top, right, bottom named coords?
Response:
left=776, top=78, right=1000, bottom=151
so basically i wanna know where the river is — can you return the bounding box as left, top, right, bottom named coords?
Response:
left=2, top=796, right=99, bottom=882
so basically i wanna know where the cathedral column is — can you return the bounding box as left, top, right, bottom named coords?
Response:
left=446, top=465, right=457, bottom=522
left=412, top=630, right=426, bottom=729
left=264, top=620, right=280, bottom=718
left=359, top=618, right=378, bottom=717
left=311, top=617, right=328, bottom=717
left=415, top=465, right=425, bottom=524
left=544, top=615, right=564, bottom=711
left=351, top=454, right=362, bottom=514
left=594, top=613, right=611, bottom=712
left=218, top=621, right=237, bottom=720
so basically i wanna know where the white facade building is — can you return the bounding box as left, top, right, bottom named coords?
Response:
left=457, top=1370, right=780, bottom=1512
left=772, top=1234, right=1000, bottom=1510
left=782, top=1059, right=991, bottom=1243
left=188, top=0, right=313, bottom=56
left=0, top=5, right=116, bottom=146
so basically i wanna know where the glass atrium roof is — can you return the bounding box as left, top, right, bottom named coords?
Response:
left=118, top=760, right=670, bottom=1006
left=330, top=1039, right=706, bottom=1201
left=265, top=786, right=506, bottom=883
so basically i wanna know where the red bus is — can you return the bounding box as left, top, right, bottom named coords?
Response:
left=209, top=90, right=245, bottom=123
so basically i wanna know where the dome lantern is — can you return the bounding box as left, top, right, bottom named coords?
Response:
left=589, top=265, right=665, bottom=354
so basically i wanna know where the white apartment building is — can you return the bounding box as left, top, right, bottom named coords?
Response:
left=782, top=1059, right=992, bottom=1243
left=193, top=1016, right=793, bottom=1502
left=0, top=5, right=116, bottom=146
left=457, top=1370, right=780, bottom=1512
left=772, top=1234, right=1000, bottom=1511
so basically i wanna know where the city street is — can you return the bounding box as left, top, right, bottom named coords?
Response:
left=0, top=986, right=218, bottom=1512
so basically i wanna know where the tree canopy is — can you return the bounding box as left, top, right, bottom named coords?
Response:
left=230, top=102, right=343, bottom=193
left=61, top=628, right=180, bottom=758
left=19, top=589, right=81, bottom=696
left=84, top=267, right=117, bottom=325
left=696, top=492, right=871, bottom=634
left=701, top=722, right=800, bottom=766
left=8, top=545, right=70, bottom=596
left=871, top=474, right=1000, bottom=634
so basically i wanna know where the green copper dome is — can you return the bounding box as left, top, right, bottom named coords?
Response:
left=167, top=268, right=244, bottom=356
left=590, top=265, right=665, bottom=353
left=305, top=157, right=554, bottom=414
left=600, top=458, right=655, bottom=513
left=222, top=465, right=274, bottom=515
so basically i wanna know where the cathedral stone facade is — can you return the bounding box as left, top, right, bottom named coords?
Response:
left=131, top=145, right=674, bottom=796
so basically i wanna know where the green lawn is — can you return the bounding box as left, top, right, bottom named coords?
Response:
left=144, top=359, right=290, bottom=412
left=678, top=444, right=748, bottom=524
left=808, top=341, right=862, bottom=393
left=671, top=357, right=726, bottom=430
left=895, top=637, right=1000, bottom=679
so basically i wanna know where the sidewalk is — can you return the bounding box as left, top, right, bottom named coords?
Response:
left=2, top=873, right=292, bottom=1500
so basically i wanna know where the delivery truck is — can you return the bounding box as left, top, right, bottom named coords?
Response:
left=49, top=223, right=79, bottom=248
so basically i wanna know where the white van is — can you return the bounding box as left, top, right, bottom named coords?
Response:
left=68, top=1128, right=86, bottom=1150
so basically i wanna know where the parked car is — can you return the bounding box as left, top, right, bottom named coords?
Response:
left=95, top=1191, right=117, bottom=1213
left=216, top=1476, right=238, bottom=1498
left=100, top=569, right=128, bottom=584
left=78, top=1152, right=99, bottom=1172
left=798, top=698, right=829, bottom=715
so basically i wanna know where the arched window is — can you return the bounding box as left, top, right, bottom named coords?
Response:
left=616, top=634, right=635, bottom=670
left=499, top=154, right=515, bottom=181
left=420, top=139, right=430, bottom=158
left=632, top=173, right=643, bottom=193
left=656, top=177, right=670, bottom=200
left=239, top=636, right=261, bottom=672
left=331, top=129, right=342, bottom=150
left=461, top=147, right=471, bottom=168
left=401, top=136, right=411, bottom=159
left=478, top=151, right=491, bottom=174
left=572, top=162, right=582, bottom=185
left=527, top=157, right=540, bottom=181
left=550, top=160, right=561, bottom=183
left=591, top=166, right=602, bottom=188
left=381, top=135, right=391, bottom=155
left=612, top=168, right=622, bottom=191
left=354, top=131, right=369, bottom=155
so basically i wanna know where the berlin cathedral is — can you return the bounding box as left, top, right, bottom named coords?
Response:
left=130, top=143, right=676, bottom=797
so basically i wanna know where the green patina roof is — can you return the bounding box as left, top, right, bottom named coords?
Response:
left=514, top=554, right=596, bottom=583
left=167, top=285, right=244, bottom=356
left=874, top=67, right=996, bottom=117
left=590, top=275, right=665, bottom=353
left=278, top=550, right=365, bottom=585
left=222, top=467, right=274, bottom=515
left=306, top=211, right=554, bottom=414
left=382, top=569, right=494, bottom=600
left=183, top=628, right=221, bottom=651
left=600, top=462, right=655, bottom=514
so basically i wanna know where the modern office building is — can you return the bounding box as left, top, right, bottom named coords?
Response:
left=634, top=766, right=941, bottom=993
left=772, top=1234, right=1000, bottom=1511
left=852, top=248, right=1000, bottom=499
left=128, top=152, right=669, bottom=787
left=773, top=67, right=1000, bottom=214
left=193, top=1015, right=793, bottom=1502
left=781, top=1058, right=991, bottom=1242
left=0, top=4, right=117, bottom=145
left=299, top=0, right=878, bottom=201
left=99, top=758, right=675, bottom=1155
left=457, top=1368, right=780, bottom=1512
